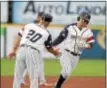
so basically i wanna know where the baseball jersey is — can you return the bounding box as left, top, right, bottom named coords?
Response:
left=53, top=23, right=95, bottom=54
left=18, top=23, right=52, bottom=52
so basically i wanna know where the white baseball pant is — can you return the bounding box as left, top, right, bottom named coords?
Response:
left=21, top=56, right=46, bottom=84
left=59, top=50, right=80, bottom=78
left=13, top=46, right=41, bottom=88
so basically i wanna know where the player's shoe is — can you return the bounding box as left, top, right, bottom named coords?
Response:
left=53, top=86, right=60, bottom=88
left=39, top=82, right=53, bottom=87
left=53, top=83, right=60, bottom=88
left=21, top=80, right=27, bottom=86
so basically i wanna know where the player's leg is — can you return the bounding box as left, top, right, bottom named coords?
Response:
left=26, top=47, right=40, bottom=88
left=21, top=69, right=27, bottom=85
left=38, top=53, right=53, bottom=87
left=13, top=48, right=26, bottom=88
left=38, top=57, right=46, bottom=85
left=54, top=51, right=73, bottom=88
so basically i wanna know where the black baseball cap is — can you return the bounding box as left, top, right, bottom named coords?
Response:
left=42, top=13, right=53, bottom=22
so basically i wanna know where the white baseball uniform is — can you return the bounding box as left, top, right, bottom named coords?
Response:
left=13, top=23, right=52, bottom=88
left=20, top=24, right=46, bottom=85
left=53, top=23, right=95, bottom=78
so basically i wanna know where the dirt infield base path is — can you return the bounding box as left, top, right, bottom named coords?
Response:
left=1, top=76, right=105, bottom=88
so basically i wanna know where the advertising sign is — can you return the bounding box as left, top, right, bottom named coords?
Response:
left=12, top=1, right=105, bottom=25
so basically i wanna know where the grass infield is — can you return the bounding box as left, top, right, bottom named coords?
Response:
left=1, top=58, right=105, bottom=76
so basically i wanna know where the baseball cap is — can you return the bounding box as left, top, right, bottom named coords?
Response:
left=42, top=13, right=53, bottom=22
left=79, top=11, right=91, bottom=21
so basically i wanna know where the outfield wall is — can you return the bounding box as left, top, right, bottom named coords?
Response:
left=0, top=27, right=6, bottom=59
left=0, top=24, right=106, bottom=59
left=12, top=1, right=105, bottom=25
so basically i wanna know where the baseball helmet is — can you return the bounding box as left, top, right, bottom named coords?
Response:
left=42, top=13, right=53, bottom=22
left=78, top=11, right=91, bottom=22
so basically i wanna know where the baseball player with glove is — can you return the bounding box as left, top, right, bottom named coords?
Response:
left=8, top=13, right=60, bottom=88
left=52, top=11, right=95, bottom=88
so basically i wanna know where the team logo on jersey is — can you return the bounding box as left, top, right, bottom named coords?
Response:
left=71, top=35, right=87, bottom=41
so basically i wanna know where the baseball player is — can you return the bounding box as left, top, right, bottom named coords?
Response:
left=52, top=11, right=95, bottom=88
left=8, top=12, right=49, bottom=86
left=21, top=12, right=49, bottom=86
left=8, top=13, right=60, bottom=88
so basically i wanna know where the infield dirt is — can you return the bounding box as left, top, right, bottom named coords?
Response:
left=1, top=76, right=105, bottom=88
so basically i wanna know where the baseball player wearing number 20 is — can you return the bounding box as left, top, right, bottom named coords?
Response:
left=21, top=12, right=50, bottom=86
left=53, top=11, right=95, bottom=88
left=8, top=12, right=51, bottom=86
left=8, top=13, right=60, bottom=88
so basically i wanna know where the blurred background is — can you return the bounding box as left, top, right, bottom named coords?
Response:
left=1, top=1, right=106, bottom=59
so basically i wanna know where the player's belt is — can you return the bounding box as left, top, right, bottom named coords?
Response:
left=21, top=44, right=40, bottom=53
left=65, top=49, right=80, bottom=56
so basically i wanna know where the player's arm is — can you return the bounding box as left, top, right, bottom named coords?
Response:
left=85, top=37, right=94, bottom=49
left=8, top=27, right=24, bottom=58
left=13, top=28, right=24, bottom=51
left=85, top=31, right=95, bottom=49
left=13, top=35, right=21, bottom=52
left=45, top=34, right=60, bottom=56
left=52, top=26, right=68, bottom=46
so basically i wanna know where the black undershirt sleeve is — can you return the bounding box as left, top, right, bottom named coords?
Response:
left=52, top=27, right=68, bottom=46
left=45, top=34, right=52, bottom=49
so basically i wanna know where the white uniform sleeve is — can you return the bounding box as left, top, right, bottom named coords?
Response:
left=87, top=30, right=95, bottom=43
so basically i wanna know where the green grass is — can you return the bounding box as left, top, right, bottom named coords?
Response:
left=72, top=59, right=105, bottom=76
left=1, top=59, right=105, bottom=76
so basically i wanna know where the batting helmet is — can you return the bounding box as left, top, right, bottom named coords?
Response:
left=42, top=13, right=53, bottom=22
left=77, top=11, right=91, bottom=22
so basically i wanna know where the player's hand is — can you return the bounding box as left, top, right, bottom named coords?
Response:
left=8, top=51, right=16, bottom=59
left=77, top=43, right=91, bottom=49
left=47, top=47, right=61, bottom=57
left=77, top=42, right=86, bottom=50
left=53, top=47, right=61, bottom=56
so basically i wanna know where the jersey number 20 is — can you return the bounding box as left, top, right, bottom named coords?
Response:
left=26, top=29, right=42, bottom=43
